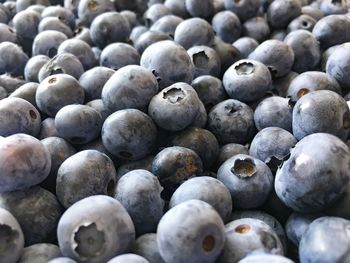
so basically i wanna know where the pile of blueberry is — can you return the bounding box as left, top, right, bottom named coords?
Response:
left=1, top=0, right=350, bottom=262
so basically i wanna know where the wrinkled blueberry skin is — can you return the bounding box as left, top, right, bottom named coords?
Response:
left=107, top=254, right=150, bottom=263
left=169, top=176, right=232, bottom=222
left=102, top=109, right=157, bottom=161
left=55, top=104, right=102, bottom=145
left=233, top=37, right=259, bottom=59
left=212, top=11, right=241, bottom=44
left=77, top=0, right=115, bottom=27
left=223, top=59, right=272, bottom=102
left=285, top=212, right=322, bottom=246
left=219, top=218, right=284, bottom=263
left=79, top=66, right=114, bottom=102
left=150, top=15, right=183, bottom=36
left=102, top=65, right=158, bottom=112
left=148, top=83, right=200, bottom=131
left=48, top=257, right=78, bottom=263
left=100, top=43, right=140, bottom=70
left=38, top=53, right=84, bottom=82
left=0, top=186, right=61, bottom=246
left=187, top=45, right=221, bottom=78
left=0, top=134, right=51, bottom=192
left=170, top=127, right=219, bottom=169
left=287, top=71, right=341, bottom=103
left=32, top=30, right=68, bottom=58
left=249, top=40, right=295, bottom=78
left=0, top=97, right=41, bottom=137
left=38, top=117, right=59, bottom=139
left=254, top=96, right=293, bottom=133
left=0, top=42, right=28, bottom=76
left=133, top=233, right=165, bottom=263
left=216, top=143, right=249, bottom=168
left=191, top=75, right=228, bottom=111
left=0, top=207, right=24, bottom=263
left=207, top=99, right=255, bottom=144
left=287, top=14, right=316, bottom=33
left=224, top=0, right=260, bottom=21
left=152, top=146, right=203, bottom=198
left=36, top=74, right=85, bottom=117
left=9, top=82, right=38, bottom=108
left=115, top=169, right=164, bottom=235
left=284, top=30, right=320, bottom=73
left=40, top=137, right=76, bottom=194
left=267, top=0, right=301, bottom=29
left=275, top=133, right=350, bottom=213
left=292, top=90, right=350, bottom=141
left=243, top=17, right=270, bottom=43
left=312, top=15, right=350, bottom=49
left=174, top=18, right=215, bottom=50
left=217, top=154, right=273, bottom=209
left=57, top=195, right=135, bottom=263
left=238, top=254, right=295, bottom=263
left=158, top=200, right=225, bottom=263
left=249, top=127, right=297, bottom=172
left=140, top=40, right=194, bottom=89
left=299, top=217, right=350, bottom=263
left=18, top=243, right=62, bottom=263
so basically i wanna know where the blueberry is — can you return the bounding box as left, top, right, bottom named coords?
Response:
left=0, top=73, right=27, bottom=93
left=174, top=18, right=215, bottom=49
left=301, top=5, right=324, bottom=21
left=191, top=99, right=208, bottom=128
left=292, top=90, right=350, bottom=141
left=223, top=59, right=272, bottom=102
left=267, top=0, right=301, bottom=29
left=47, top=258, right=77, bottom=263
left=115, top=169, right=164, bottom=235
left=79, top=66, right=114, bottom=101
left=218, top=218, right=284, bottom=263
left=239, top=254, right=294, bottom=263
left=0, top=42, right=29, bottom=77
left=287, top=71, right=341, bottom=103
left=107, top=254, right=150, bottom=263
left=130, top=26, right=149, bottom=44
left=275, top=133, right=350, bottom=212
left=57, top=195, right=135, bottom=262
left=217, top=154, right=273, bottom=209
left=150, top=15, right=183, bottom=36
left=185, top=0, right=214, bottom=19
left=133, top=233, right=165, bottom=263
left=36, top=74, right=85, bottom=117
left=270, top=29, right=287, bottom=41
left=18, top=243, right=62, bottom=263
left=233, top=37, right=259, bottom=59
left=248, top=40, right=294, bottom=78
left=148, top=82, right=200, bottom=131
left=320, top=0, right=348, bottom=16
left=55, top=104, right=102, bottom=145
left=38, top=117, right=59, bottom=139
left=85, top=99, right=111, bottom=122
left=272, top=71, right=298, bottom=97
left=74, top=26, right=93, bottom=46
left=243, top=16, right=270, bottom=43
left=40, top=136, right=76, bottom=194
left=143, top=3, right=171, bottom=26
left=207, top=99, right=255, bottom=144
left=16, top=0, right=49, bottom=12
left=32, top=30, right=68, bottom=58
left=211, top=11, right=241, bottom=44
left=134, top=30, right=172, bottom=55
left=326, top=182, right=350, bottom=219
left=102, top=109, right=157, bottom=161
left=116, top=155, right=153, bottom=180
left=0, top=186, right=61, bottom=245
left=100, top=43, right=140, bottom=69
left=216, top=143, right=249, bottom=168
left=224, top=0, right=260, bottom=21
left=299, top=217, right=350, bottom=263
left=77, top=0, right=115, bottom=26
left=140, top=40, right=194, bottom=89
left=0, top=86, right=7, bottom=100
left=157, top=199, right=225, bottom=263
left=0, top=207, right=24, bottom=263
left=38, top=17, right=74, bottom=38
left=120, top=10, right=139, bottom=28
left=287, top=14, right=316, bottom=33
left=0, top=23, right=17, bottom=44
left=41, top=5, right=76, bottom=30
left=24, top=54, right=50, bottom=82
left=89, top=12, right=130, bottom=49
left=321, top=44, right=339, bottom=71
left=9, top=82, right=38, bottom=108
left=13, top=10, right=41, bottom=41
left=170, top=176, right=232, bottom=222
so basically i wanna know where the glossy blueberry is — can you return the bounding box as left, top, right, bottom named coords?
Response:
left=0, top=207, right=24, bottom=263
left=36, top=74, right=85, bottom=117
left=170, top=176, right=232, bottom=222
left=249, top=127, right=297, bottom=172
left=18, top=243, right=62, bottom=263
left=267, top=0, right=301, bottom=29
left=38, top=17, right=73, bottom=38
left=157, top=199, right=225, bottom=263
left=207, top=99, right=255, bottom=144
left=223, top=59, right=272, bottom=102
left=77, top=0, right=115, bottom=26
left=239, top=254, right=294, bottom=263
left=38, top=53, right=85, bottom=82
left=299, top=217, right=350, bottom=263
left=287, top=14, right=316, bottom=33
left=100, top=43, right=140, bottom=70
left=24, top=54, right=50, bottom=82
left=89, top=11, right=130, bottom=49
left=102, top=109, right=157, bottom=161
left=57, top=195, right=135, bottom=263
left=174, top=18, right=215, bottom=49
left=38, top=117, right=59, bottom=139
left=0, top=42, right=28, bottom=77
left=254, top=96, right=293, bottom=132
left=79, top=66, right=114, bottom=101
left=47, top=258, right=77, bottom=263
left=150, top=15, right=183, bottom=36
left=134, top=30, right=172, bottom=55
left=292, top=90, right=350, bottom=141
left=219, top=218, right=284, bottom=263
left=233, top=37, right=259, bottom=59
left=275, top=133, right=350, bottom=212
left=185, top=0, right=214, bottom=18
left=217, top=154, right=273, bottom=209
left=143, top=3, right=171, bottom=26
left=224, top=0, right=260, bottom=21
left=115, top=169, right=164, bottom=235
left=107, top=254, right=150, bottom=263
left=243, top=16, right=270, bottom=43
left=9, top=82, right=38, bottom=108
left=133, top=233, right=165, bottom=263
left=0, top=23, right=17, bottom=43
left=0, top=186, right=61, bottom=245
left=102, top=65, right=158, bottom=112
left=248, top=40, right=294, bottom=78
left=140, top=40, right=194, bottom=89
left=211, top=11, right=241, bottom=44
